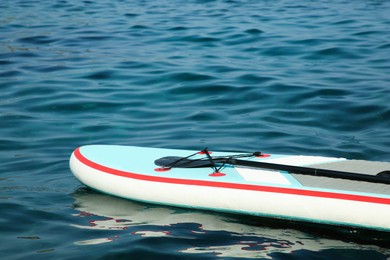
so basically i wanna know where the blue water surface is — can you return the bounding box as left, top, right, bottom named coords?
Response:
left=1, top=0, right=390, bottom=258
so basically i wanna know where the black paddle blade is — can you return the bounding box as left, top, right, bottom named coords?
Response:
left=377, top=171, right=390, bottom=178
left=154, top=156, right=213, bottom=168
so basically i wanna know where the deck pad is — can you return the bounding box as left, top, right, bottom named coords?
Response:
left=293, top=160, right=390, bottom=195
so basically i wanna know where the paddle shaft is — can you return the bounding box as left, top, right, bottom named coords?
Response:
left=228, top=159, right=390, bottom=185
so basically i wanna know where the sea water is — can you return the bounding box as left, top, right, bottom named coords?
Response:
left=1, top=0, right=389, bottom=258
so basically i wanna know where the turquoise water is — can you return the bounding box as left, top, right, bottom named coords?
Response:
left=1, top=0, right=390, bottom=258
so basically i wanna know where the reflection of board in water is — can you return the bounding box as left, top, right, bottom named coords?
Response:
left=71, top=188, right=389, bottom=257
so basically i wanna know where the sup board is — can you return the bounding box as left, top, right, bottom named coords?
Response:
left=70, top=145, right=390, bottom=231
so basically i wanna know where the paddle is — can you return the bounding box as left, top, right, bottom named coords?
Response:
left=155, top=152, right=390, bottom=185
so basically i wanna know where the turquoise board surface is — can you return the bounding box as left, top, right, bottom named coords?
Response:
left=79, top=145, right=390, bottom=198
left=80, top=145, right=298, bottom=186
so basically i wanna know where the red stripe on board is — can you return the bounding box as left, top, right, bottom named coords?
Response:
left=74, top=147, right=390, bottom=205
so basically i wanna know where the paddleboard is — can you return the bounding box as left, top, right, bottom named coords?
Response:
left=70, top=145, right=390, bottom=231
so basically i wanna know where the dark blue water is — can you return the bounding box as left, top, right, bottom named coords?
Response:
left=1, top=0, right=390, bottom=258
